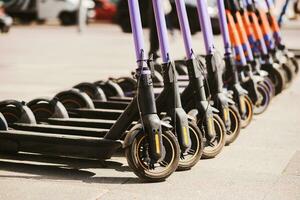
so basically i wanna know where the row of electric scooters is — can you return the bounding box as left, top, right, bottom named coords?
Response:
left=0, top=0, right=298, bottom=182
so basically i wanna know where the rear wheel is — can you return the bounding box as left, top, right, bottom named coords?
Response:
left=125, top=130, right=179, bottom=182
left=201, top=114, right=226, bottom=159
left=177, top=121, right=204, bottom=171
left=225, top=105, right=241, bottom=145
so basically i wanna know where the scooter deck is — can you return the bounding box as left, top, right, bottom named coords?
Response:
left=41, top=118, right=135, bottom=131
left=10, top=123, right=109, bottom=138
left=93, top=100, right=129, bottom=110
left=0, top=129, right=122, bottom=159
left=44, top=118, right=117, bottom=129
left=68, top=108, right=123, bottom=120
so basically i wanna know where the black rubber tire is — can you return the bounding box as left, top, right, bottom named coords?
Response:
left=177, top=121, right=204, bottom=171
left=253, top=83, right=270, bottom=115
left=125, top=130, right=180, bottom=182
left=272, top=68, right=285, bottom=95
left=263, top=77, right=276, bottom=97
left=202, top=114, right=226, bottom=159
left=281, top=62, right=293, bottom=88
left=262, top=64, right=285, bottom=95
left=290, top=56, right=299, bottom=74
left=55, top=90, right=94, bottom=109
left=74, top=82, right=107, bottom=101
left=225, top=105, right=241, bottom=145
left=240, top=95, right=254, bottom=128
left=114, top=77, right=137, bottom=96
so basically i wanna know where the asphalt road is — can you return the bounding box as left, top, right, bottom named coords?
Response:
left=0, top=22, right=299, bottom=200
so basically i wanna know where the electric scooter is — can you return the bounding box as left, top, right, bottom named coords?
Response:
left=192, top=0, right=242, bottom=145
left=225, top=0, right=272, bottom=115
left=57, top=0, right=227, bottom=158
left=264, top=0, right=299, bottom=74
left=0, top=0, right=181, bottom=182
left=217, top=0, right=254, bottom=128
left=242, top=0, right=292, bottom=92
left=24, top=0, right=205, bottom=169
left=173, top=0, right=228, bottom=152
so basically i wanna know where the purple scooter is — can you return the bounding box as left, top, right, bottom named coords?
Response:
left=216, top=0, right=254, bottom=128
left=173, top=0, right=227, bottom=154
left=0, top=0, right=181, bottom=182
left=193, top=0, right=242, bottom=145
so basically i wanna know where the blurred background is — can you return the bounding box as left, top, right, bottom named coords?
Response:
left=0, top=0, right=299, bottom=101
left=0, top=0, right=299, bottom=34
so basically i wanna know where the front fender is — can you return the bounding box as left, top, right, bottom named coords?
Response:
left=234, top=83, right=248, bottom=96
left=252, top=75, right=265, bottom=83
left=0, top=113, right=8, bottom=131
left=217, top=92, right=235, bottom=106
left=122, top=121, right=173, bottom=149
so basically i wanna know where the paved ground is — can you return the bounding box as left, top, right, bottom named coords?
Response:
left=0, top=22, right=299, bottom=200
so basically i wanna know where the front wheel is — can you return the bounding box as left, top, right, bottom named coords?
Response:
left=253, top=84, right=270, bottom=115
left=290, top=56, right=299, bottom=74
left=281, top=62, right=294, bottom=88
left=225, top=105, right=241, bottom=145
left=177, top=121, right=204, bottom=171
left=125, top=130, right=180, bottom=182
left=201, top=114, right=226, bottom=159
left=240, top=95, right=253, bottom=128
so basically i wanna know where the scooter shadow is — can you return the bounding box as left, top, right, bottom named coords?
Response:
left=0, top=153, right=143, bottom=184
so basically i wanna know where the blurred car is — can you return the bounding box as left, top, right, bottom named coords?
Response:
left=0, top=2, right=12, bottom=33
left=116, top=0, right=220, bottom=35
left=94, top=0, right=117, bottom=21
left=4, top=0, right=95, bottom=25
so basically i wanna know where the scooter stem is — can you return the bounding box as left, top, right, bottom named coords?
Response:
left=174, top=0, right=194, bottom=59
left=217, top=0, right=232, bottom=55
left=151, top=0, right=171, bottom=63
left=196, top=0, right=215, bottom=55
left=151, top=0, right=191, bottom=151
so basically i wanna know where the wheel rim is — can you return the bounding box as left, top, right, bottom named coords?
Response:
left=203, top=117, right=223, bottom=154
left=254, top=85, right=269, bottom=114
left=179, top=125, right=201, bottom=166
left=263, top=77, right=275, bottom=97
left=135, top=134, right=176, bottom=176
left=241, top=96, right=253, bottom=127
left=227, top=108, right=239, bottom=137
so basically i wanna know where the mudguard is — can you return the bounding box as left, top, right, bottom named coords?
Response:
left=217, top=92, right=235, bottom=106
left=74, top=82, right=107, bottom=101
left=233, top=83, right=248, bottom=96
left=0, top=113, right=8, bottom=130
left=123, top=121, right=172, bottom=149
left=258, top=69, right=269, bottom=77
left=55, top=89, right=95, bottom=109
left=94, top=80, right=125, bottom=98
left=27, top=98, right=69, bottom=120
left=252, top=74, right=265, bottom=83
left=0, top=100, right=36, bottom=124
